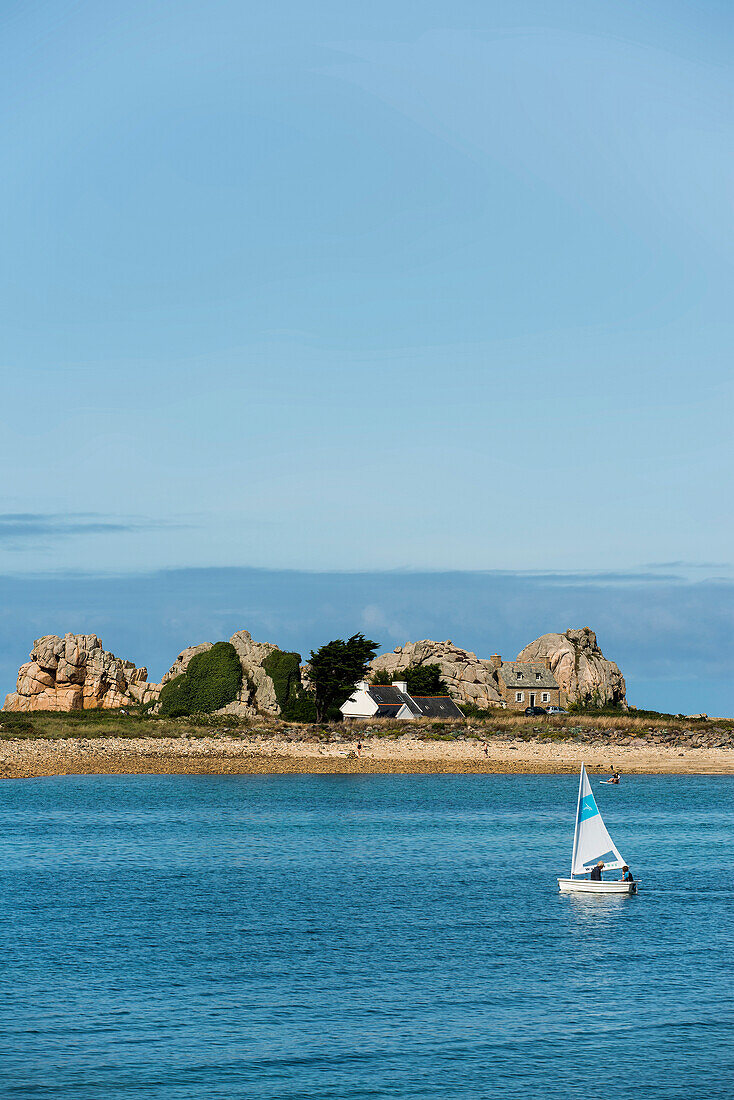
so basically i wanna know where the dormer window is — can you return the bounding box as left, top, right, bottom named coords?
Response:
left=536, top=672, right=541, bottom=680
left=516, top=671, right=523, bottom=679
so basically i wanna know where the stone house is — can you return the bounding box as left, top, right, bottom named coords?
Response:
left=490, top=655, right=562, bottom=710
left=341, top=681, right=465, bottom=721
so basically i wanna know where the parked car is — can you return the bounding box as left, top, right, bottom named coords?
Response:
left=524, top=705, right=547, bottom=716
left=546, top=706, right=568, bottom=715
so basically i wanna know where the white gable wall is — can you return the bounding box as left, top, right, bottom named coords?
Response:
left=341, top=686, right=378, bottom=718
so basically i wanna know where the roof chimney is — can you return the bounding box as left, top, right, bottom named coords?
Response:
left=490, top=654, right=502, bottom=669
left=392, top=680, right=408, bottom=694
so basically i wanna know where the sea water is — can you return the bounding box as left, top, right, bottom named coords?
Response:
left=1, top=773, right=732, bottom=1099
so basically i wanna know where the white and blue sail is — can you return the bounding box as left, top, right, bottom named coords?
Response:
left=570, top=764, right=626, bottom=875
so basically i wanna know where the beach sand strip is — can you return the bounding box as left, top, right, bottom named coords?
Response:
left=1, top=735, right=733, bottom=779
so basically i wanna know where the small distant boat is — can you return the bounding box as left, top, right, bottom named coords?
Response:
left=558, top=765, right=637, bottom=895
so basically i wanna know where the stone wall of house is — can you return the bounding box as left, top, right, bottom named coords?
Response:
left=498, top=674, right=561, bottom=711
left=517, top=628, right=626, bottom=708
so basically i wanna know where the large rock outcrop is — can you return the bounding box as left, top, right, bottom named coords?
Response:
left=4, top=634, right=159, bottom=712
left=158, top=630, right=282, bottom=717
left=517, top=628, right=626, bottom=708
left=225, top=630, right=280, bottom=716
left=370, top=640, right=504, bottom=709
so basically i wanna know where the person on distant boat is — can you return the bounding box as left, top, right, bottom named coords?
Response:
left=604, top=772, right=620, bottom=784
left=590, top=861, right=604, bottom=881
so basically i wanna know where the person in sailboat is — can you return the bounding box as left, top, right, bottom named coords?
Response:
left=559, top=765, right=637, bottom=894
left=621, top=865, right=634, bottom=882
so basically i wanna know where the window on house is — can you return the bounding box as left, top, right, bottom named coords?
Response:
left=542, top=692, right=549, bottom=703
left=536, top=672, right=541, bottom=680
left=516, top=671, right=523, bottom=679
left=515, top=692, right=524, bottom=702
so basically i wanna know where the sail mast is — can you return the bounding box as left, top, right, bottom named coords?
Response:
left=570, top=765, right=585, bottom=877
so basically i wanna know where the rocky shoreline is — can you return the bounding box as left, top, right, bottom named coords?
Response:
left=2, top=731, right=733, bottom=780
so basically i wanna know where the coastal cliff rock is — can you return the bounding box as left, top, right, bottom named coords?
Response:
left=370, top=640, right=504, bottom=709
left=517, top=628, right=626, bottom=707
left=4, top=634, right=159, bottom=712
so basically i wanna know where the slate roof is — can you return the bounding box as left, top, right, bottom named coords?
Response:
left=410, top=696, right=465, bottom=718
left=366, top=685, right=464, bottom=719
left=498, top=662, right=559, bottom=689
left=367, top=685, right=422, bottom=717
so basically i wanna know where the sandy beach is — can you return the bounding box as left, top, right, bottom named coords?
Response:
left=2, top=733, right=734, bottom=779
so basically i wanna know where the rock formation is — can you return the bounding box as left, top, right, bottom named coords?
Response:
left=3, top=625, right=626, bottom=716
left=517, top=628, right=626, bottom=708
left=370, top=640, right=504, bottom=709
left=161, top=643, right=213, bottom=686
left=4, top=634, right=159, bottom=712
left=224, top=630, right=280, bottom=716
left=159, top=630, right=282, bottom=717
left=3, top=628, right=293, bottom=717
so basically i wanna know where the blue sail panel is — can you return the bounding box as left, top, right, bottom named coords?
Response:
left=578, top=793, right=599, bottom=823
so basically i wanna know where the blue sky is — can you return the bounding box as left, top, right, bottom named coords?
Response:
left=1, top=2, right=732, bottom=712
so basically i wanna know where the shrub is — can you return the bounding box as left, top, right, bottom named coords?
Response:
left=461, top=703, right=487, bottom=719
left=568, top=701, right=630, bottom=717
left=371, top=664, right=451, bottom=697
left=158, top=642, right=242, bottom=717
left=282, top=692, right=318, bottom=722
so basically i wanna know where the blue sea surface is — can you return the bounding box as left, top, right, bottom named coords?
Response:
left=1, top=773, right=732, bottom=1099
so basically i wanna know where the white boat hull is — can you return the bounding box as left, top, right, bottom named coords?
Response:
left=558, top=878, right=637, bottom=895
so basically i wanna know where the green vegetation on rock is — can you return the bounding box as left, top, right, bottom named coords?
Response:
left=158, top=642, right=242, bottom=717
left=262, top=650, right=300, bottom=710
left=262, top=650, right=317, bottom=722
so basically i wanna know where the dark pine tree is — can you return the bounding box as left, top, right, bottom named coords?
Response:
left=308, top=633, right=380, bottom=722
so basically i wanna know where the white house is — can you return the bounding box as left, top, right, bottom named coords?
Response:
left=341, top=680, right=465, bottom=721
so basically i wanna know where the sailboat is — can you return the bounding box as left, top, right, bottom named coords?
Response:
left=558, top=765, right=638, bottom=894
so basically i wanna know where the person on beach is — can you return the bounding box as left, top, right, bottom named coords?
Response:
left=357, top=740, right=362, bottom=757
left=482, top=741, right=489, bottom=757
left=590, top=861, right=604, bottom=881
